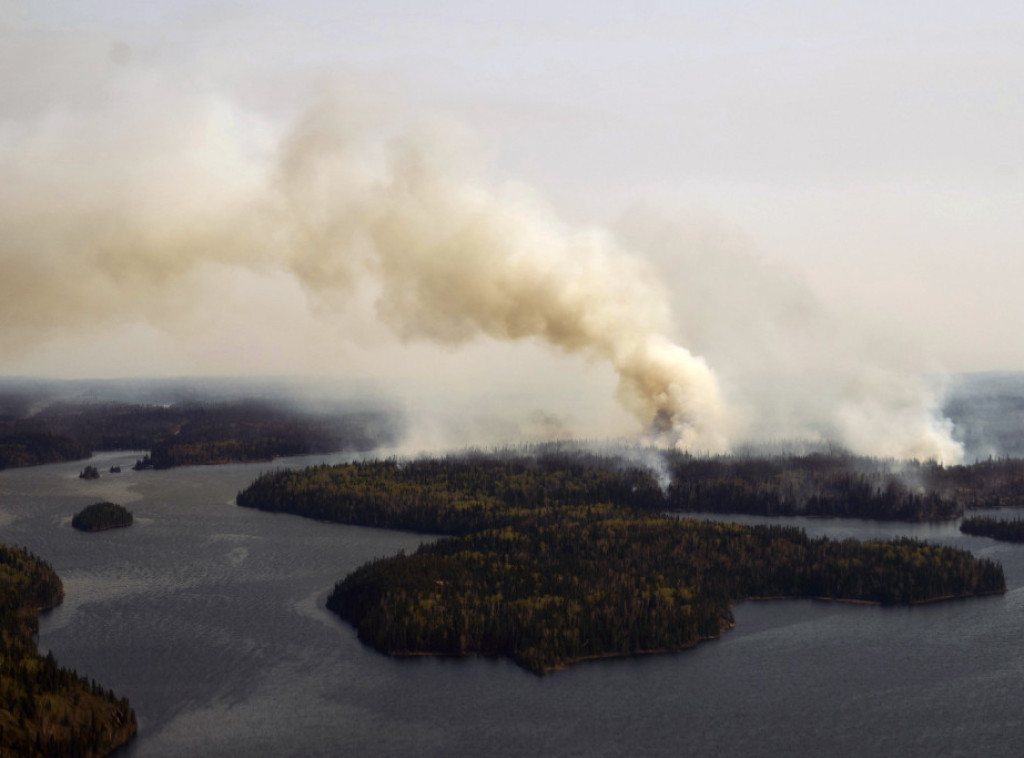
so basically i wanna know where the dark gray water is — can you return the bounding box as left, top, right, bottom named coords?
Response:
left=3, top=452, right=1023, bottom=757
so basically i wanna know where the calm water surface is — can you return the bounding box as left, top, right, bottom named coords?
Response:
left=2, top=453, right=1022, bottom=757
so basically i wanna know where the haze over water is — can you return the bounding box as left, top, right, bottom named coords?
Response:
left=5, top=4, right=1024, bottom=755
left=3, top=451, right=1021, bottom=756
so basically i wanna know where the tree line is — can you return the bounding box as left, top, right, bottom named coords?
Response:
left=0, top=432, right=90, bottom=471
left=0, top=399, right=401, bottom=471
left=959, top=515, right=1024, bottom=543
left=237, top=452, right=1006, bottom=674
left=239, top=445, right=1024, bottom=524
left=71, top=503, right=134, bottom=533
left=0, top=543, right=136, bottom=755
left=663, top=450, right=1024, bottom=520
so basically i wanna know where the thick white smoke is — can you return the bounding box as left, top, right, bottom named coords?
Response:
left=0, top=85, right=725, bottom=449
left=0, top=39, right=963, bottom=461
left=276, top=102, right=727, bottom=448
left=616, top=210, right=964, bottom=462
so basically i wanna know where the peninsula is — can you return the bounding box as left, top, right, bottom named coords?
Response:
left=0, top=543, right=136, bottom=754
left=237, top=452, right=1006, bottom=674
left=960, top=515, right=1024, bottom=543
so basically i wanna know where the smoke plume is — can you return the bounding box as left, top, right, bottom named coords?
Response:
left=616, top=210, right=964, bottom=462
left=0, top=41, right=963, bottom=461
left=0, top=86, right=725, bottom=449
left=283, top=103, right=729, bottom=449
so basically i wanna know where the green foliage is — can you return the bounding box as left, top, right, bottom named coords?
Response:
left=71, top=503, right=133, bottom=533
left=238, top=452, right=1006, bottom=673
left=0, top=544, right=136, bottom=755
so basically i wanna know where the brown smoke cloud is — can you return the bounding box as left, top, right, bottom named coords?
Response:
left=0, top=87, right=725, bottom=449
left=0, top=42, right=963, bottom=460
left=274, top=102, right=726, bottom=448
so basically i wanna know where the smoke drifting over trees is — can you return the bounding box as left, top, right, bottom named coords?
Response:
left=0, top=32, right=963, bottom=460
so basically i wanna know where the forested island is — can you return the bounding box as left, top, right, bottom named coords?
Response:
left=237, top=452, right=1005, bottom=673
left=236, top=442, right=1024, bottom=523
left=959, top=515, right=1024, bottom=543
left=0, top=543, right=136, bottom=755
left=72, top=503, right=133, bottom=533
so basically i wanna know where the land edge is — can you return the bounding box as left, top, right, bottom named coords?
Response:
left=346, top=581, right=1007, bottom=671
left=72, top=522, right=133, bottom=533
left=348, top=585, right=1007, bottom=674
left=19, top=582, right=138, bottom=755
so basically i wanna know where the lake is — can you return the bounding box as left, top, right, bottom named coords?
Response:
left=2, top=451, right=1022, bottom=757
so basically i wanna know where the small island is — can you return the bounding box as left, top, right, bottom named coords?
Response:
left=72, top=502, right=134, bottom=532
left=79, top=464, right=100, bottom=480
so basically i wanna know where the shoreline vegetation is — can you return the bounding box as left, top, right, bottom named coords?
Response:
left=0, top=398, right=400, bottom=472
left=662, top=451, right=1024, bottom=520
left=6, top=395, right=1024, bottom=525
left=0, top=432, right=90, bottom=471
left=960, top=515, right=1024, bottom=543
left=237, top=452, right=1006, bottom=674
left=2, top=386, right=1023, bottom=524
left=0, top=543, right=136, bottom=755
left=71, top=503, right=133, bottom=533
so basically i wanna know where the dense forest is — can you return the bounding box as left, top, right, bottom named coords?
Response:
left=663, top=450, right=1024, bottom=520
left=130, top=401, right=398, bottom=468
left=927, top=456, right=1024, bottom=509
left=0, top=432, right=90, bottom=471
left=5, top=379, right=1024, bottom=521
left=0, top=543, right=136, bottom=755
left=239, top=444, right=1024, bottom=523
left=237, top=451, right=664, bottom=533
left=238, top=452, right=1005, bottom=673
left=959, top=515, right=1024, bottom=543
left=4, top=376, right=1024, bottom=522
left=72, top=503, right=133, bottom=533
left=0, top=397, right=401, bottom=470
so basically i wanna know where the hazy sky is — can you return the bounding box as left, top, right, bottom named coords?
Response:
left=2, top=1, right=1020, bottom=455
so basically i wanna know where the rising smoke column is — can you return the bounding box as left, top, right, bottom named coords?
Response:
left=275, top=103, right=727, bottom=449
left=615, top=209, right=966, bottom=463
left=0, top=88, right=726, bottom=450
left=0, top=71, right=965, bottom=461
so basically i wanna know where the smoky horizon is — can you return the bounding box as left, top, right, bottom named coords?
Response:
left=4, top=2, right=1022, bottom=464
